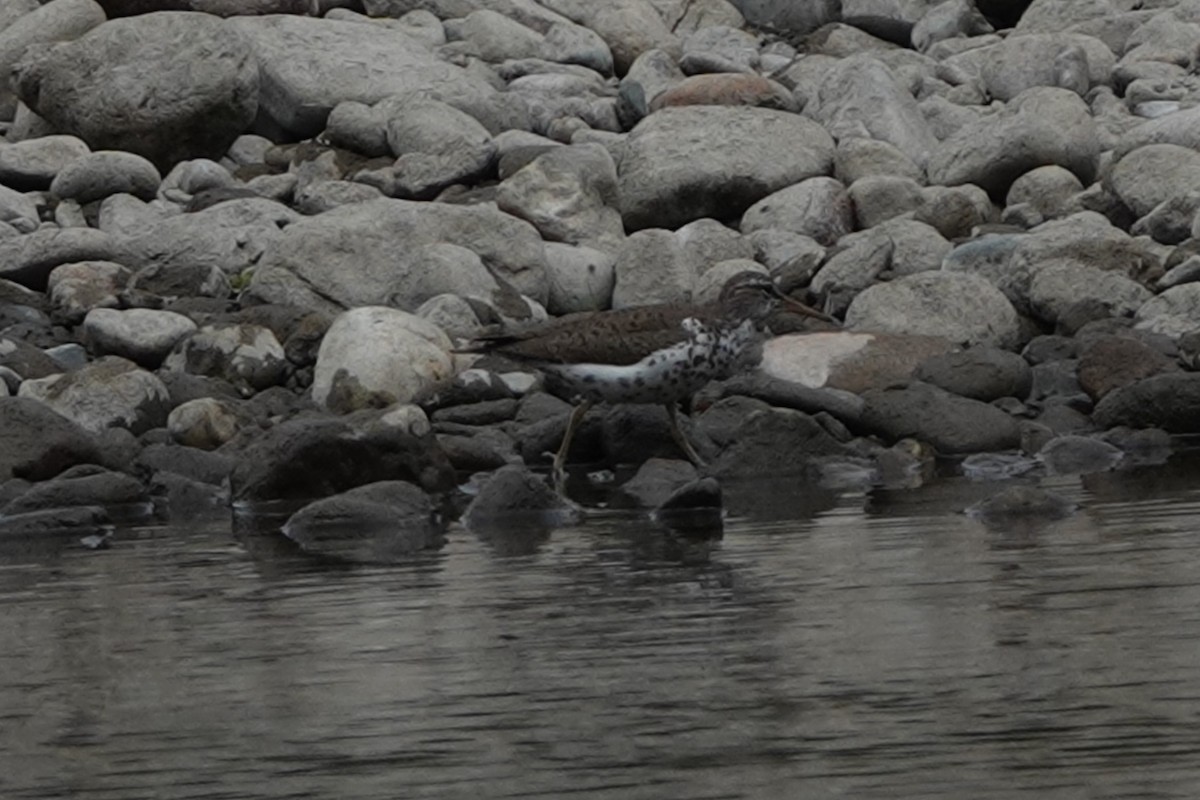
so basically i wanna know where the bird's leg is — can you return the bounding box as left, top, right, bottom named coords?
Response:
left=665, top=402, right=707, bottom=468
left=553, top=400, right=592, bottom=494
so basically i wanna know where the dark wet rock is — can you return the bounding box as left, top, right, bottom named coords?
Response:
left=282, top=480, right=443, bottom=563
left=708, top=371, right=865, bottom=423
left=695, top=395, right=772, bottom=448
left=653, top=476, right=723, bottom=534
left=228, top=415, right=456, bottom=503
left=1078, top=335, right=1178, bottom=402
left=1092, top=373, right=1200, bottom=434
left=710, top=407, right=846, bottom=478
left=960, top=452, right=1040, bottom=481
left=601, top=405, right=716, bottom=466
left=1037, top=435, right=1124, bottom=476
left=1019, top=420, right=1056, bottom=456
left=914, top=347, right=1033, bottom=402
left=461, top=464, right=580, bottom=528
left=1029, top=359, right=1082, bottom=402
left=0, top=396, right=105, bottom=481
left=148, top=470, right=228, bottom=517
left=19, top=355, right=170, bottom=435
left=436, top=427, right=518, bottom=473
left=2, top=466, right=149, bottom=516
left=620, top=458, right=698, bottom=507
left=14, top=11, right=259, bottom=171
left=0, top=334, right=61, bottom=379
left=515, top=406, right=602, bottom=465
left=1032, top=403, right=1096, bottom=436
left=859, top=381, right=1022, bottom=454
left=157, top=370, right=241, bottom=407
left=0, top=505, right=111, bottom=537
left=431, top=398, right=519, bottom=426
left=129, top=260, right=231, bottom=301
left=966, top=485, right=1077, bottom=522
left=1100, top=426, right=1173, bottom=466
left=136, top=442, right=233, bottom=486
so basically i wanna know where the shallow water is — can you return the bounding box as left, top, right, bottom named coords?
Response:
left=4, top=455, right=1200, bottom=799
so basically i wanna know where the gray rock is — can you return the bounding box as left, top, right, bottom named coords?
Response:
left=542, top=20, right=613, bottom=75
left=0, top=227, right=127, bottom=292
left=15, top=12, right=258, bottom=171
left=710, top=406, right=846, bottom=478
left=119, top=197, right=299, bottom=278
left=616, top=47, right=684, bottom=126
left=543, top=241, right=615, bottom=314
left=1134, top=283, right=1200, bottom=338
left=312, top=307, right=454, bottom=412
left=538, top=0, right=679, bottom=75
left=600, top=404, right=716, bottom=465
left=928, top=87, right=1101, bottom=195
left=0, top=0, right=105, bottom=118
left=164, top=323, right=288, bottom=396
left=1134, top=192, right=1200, bottom=246
left=246, top=198, right=548, bottom=313
left=611, top=228, right=696, bottom=308
left=846, top=271, right=1022, bottom=349
left=136, top=441, right=234, bottom=487
left=0, top=396, right=105, bottom=481
left=914, top=347, right=1032, bottom=401
left=1108, top=144, right=1200, bottom=219
left=620, top=457, right=699, bottom=507
left=912, top=0, right=993, bottom=52
left=166, top=397, right=246, bottom=451
left=874, top=217, right=951, bottom=276
left=834, top=136, right=925, bottom=185
left=0, top=184, right=38, bottom=234
left=228, top=415, right=456, bottom=502
left=1113, top=104, right=1200, bottom=160
left=83, top=307, right=197, bottom=368
left=746, top=228, right=825, bottom=274
left=380, top=95, right=496, bottom=199
left=46, top=260, right=130, bottom=325
left=282, top=480, right=443, bottom=563
left=811, top=54, right=938, bottom=170
left=445, top=9, right=544, bottom=62
left=1027, top=262, right=1152, bottom=326
left=324, top=101, right=389, bottom=158
left=810, top=228, right=892, bottom=307
left=1093, top=373, right=1200, bottom=433
left=50, top=150, right=161, bottom=204
left=18, top=356, right=170, bottom=435
left=679, top=24, right=758, bottom=74
left=976, top=33, right=1114, bottom=101
left=0, top=505, right=111, bottom=537
left=0, top=336, right=60, bottom=381
left=860, top=381, right=1021, bottom=453
left=129, top=260, right=231, bottom=300
left=739, top=176, right=853, bottom=247
left=2, top=466, right=148, bottom=516
left=463, top=463, right=579, bottom=528
left=228, top=15, right=497, bottom=138
left=293, top=180, right=384, bottom=215
left=618, top=106, right=834, bottom=231
left=497, top=142, right=623, bottom=253
left=0, top=134, right=91, bottom=191
left=1005, top=165, right=1084, bottom=221
left=726, top=0, right=839, bottom=37
left=847, top=175, right=926, bottom=229
left=158, top=158, right=236, bottom=204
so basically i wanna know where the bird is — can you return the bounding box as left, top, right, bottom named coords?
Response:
left=461, top=271, right=836, bottom=492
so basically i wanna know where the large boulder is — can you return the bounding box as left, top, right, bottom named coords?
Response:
left=618, top=106, right=834, bottom=231
left=1092, top=373, right=1200, bottom=434
left=846, top=271, right=1022, bottom=349
left=245, top=198, right=549, bottom=313
left=14, top=12, right=259, bottom=171
left=0, top=228, right=127, bottom=292
left=927, top=87, right=1101, bottom=196
left=0, top=0, right=105, bottom=118
left=227, top=14, right=498, bottom=137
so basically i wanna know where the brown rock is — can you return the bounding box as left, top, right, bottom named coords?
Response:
left=650, top=73, right=796, bottom=112
left=1078, top=335, right=1178, bottom=401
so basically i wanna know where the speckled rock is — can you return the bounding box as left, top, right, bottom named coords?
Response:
left=17, top=356, right=171, bottom=435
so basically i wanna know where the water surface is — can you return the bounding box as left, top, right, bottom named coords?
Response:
left=4, top=456, right=1200, bottom=799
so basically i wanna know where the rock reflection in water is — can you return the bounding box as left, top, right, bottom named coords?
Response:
left=2, top=455, right=1200, bottom=799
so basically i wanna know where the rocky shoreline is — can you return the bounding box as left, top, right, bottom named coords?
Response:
left=2, top=0, right=1199, bottom=557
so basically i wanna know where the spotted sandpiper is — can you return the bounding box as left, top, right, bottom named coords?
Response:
left=464, top=271, right=835, bottom=492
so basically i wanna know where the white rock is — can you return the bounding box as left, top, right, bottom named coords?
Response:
left=1135, top=284, right=1200, bottom=338
left=83, top=307, right=197, bottom=368
left=312, top=307, right=455, bottom=412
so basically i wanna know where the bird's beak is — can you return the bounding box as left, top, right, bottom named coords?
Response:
left=774, top=288, right=839, bottom=325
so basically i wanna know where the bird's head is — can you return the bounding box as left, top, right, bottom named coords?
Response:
left=717, top=271, right=835, bottom=325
